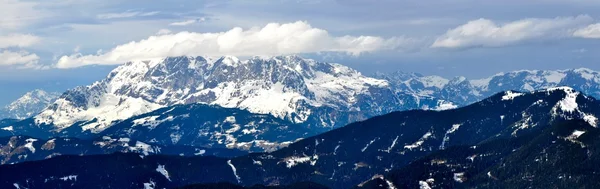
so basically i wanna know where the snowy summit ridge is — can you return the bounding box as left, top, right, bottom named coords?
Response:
left=34, top=55, right=435, bottom=132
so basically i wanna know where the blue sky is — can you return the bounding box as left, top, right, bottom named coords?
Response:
left=1, top=0, right=600, bottom=105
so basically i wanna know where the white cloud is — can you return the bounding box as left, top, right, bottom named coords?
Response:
left=156, top=29, right=172, bottom=35
left=0, top=33, right=41, bottom=48
left=432, top=15, right=594, bottom=48
left=97, top=11, right=160, bottom=19
left=169, top=18, right=206, bottom=26
left=0, top=50, right=40, bottom=68
left=573, top=23, right=600, bottom=39
left=56, top=21, right=414, bottom=68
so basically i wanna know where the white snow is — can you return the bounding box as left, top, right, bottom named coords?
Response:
left=220, top=56, right=241, bottom=67
left=419, top=181, right=432, bottom=189
left=283, top=155, right=319, bottom=168
left=144, top=180, right=156, bottom=189
left=199, top=81, right=311, bottom=123
left=132, top=115, right=175, bottom=129
left=583, top=114, right=598, bottom=127
left=24, top=138, right=38, bottom=153
left=440, top=124, right=462, bottom=150
left=565, top=130, right=587, bottom=148
left=575, top=68, right=595, bottom=79
left=194, top=149, right=206, bottom=155
left=453, top=172, right=465, bottom=183
left=383, top=136, right=399, bottom=153
left=59, top=175, right=78, bottom=181
left=385, top=179, right=397, bottom=189
left=502, top=91, right=524, bottom=101
left=156, top=164, right=171, bottom=181
left=522, top=83, right=535, bottom=91
left=555, top=88, right=580, bottom=112
left=361, top=138, right=378, bottom=152
left=418, top=76, right=449, bottom=89
left=334, top=144, right=340, bottom=153
left=35, top=94, right=163, bottom=132
left=404, top=132, right=432, bottom=150
left=543, top=71, right=567, bottom=83
left=227, top=160, right=241, bottom=183
left=433, top=101, right=458, bottom=111
left=1, top=126, right=13, bottom=131
left=241, top=128, right=259, bottom=134
left=225, top=116, right=236, bottom=123
left=130, top=141, right=160, bottom=156
left=470, top=77, right=493, bottom=90
left=568, top=130, right=586, bottom=139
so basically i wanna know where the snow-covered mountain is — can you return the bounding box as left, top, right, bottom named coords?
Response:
left=375, top=68, right=600, bottom=105
left=34, top=55, right=441, bottom=133
left=0, top=90, right=60, bottom=120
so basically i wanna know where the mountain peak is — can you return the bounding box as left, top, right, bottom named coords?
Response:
left=1, top=89, right=60, bottom=120
left=495, top=87, right=598, bottom=128
left=215, top=55, right=242, bottom=67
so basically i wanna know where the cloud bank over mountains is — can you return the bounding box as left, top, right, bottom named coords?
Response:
left=56, top=21, right=416, bottom=68
left=55, top=15, right=600, bottom=69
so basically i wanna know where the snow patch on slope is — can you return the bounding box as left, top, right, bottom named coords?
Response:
left=502, top=91, right=524, bottom=101
left=584, top=114, right=598, bottom=127
left=550, top=87, right=580, bottom=112
left=404, top=132, right=432, bottom=150
left=283, top=154, right=319, bottom=168
left=227, top=160, right=241, bottom=183
left=433, top=101, right=458, bottom=111
left=36, top=94, right=162, bottom=132
left=1, top=126, right=13, bottom=131
left=156, top=164, right=171, bottom=181
left=362, top=137, right=378, bottom=152
left=440, top=124, right=462, bottom=150
left=24, top=138, right=37, bottom=153
left=133, top=115, right=175, bottom=129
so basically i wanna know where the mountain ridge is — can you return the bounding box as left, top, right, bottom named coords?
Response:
left=32, top=55, right=442, bottom=134
left=374, top=68, right=600, bottom=106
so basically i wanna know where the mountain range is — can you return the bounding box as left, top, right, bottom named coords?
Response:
left=3, top=57, right=600, bottom=136
left=1, top=56, right=600, bottom=156
left=374, top=68, right=600, bottom=105
left=31, top=55, right=440, bottom=134
left=1, top=87, right=598, bottom=189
